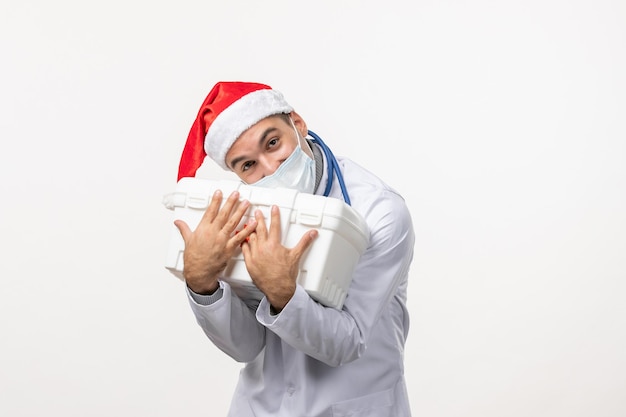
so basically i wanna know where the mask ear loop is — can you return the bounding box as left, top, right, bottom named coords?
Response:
left=289, top=116, right=308, bottom=154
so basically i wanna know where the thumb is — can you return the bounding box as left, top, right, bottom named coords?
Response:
left=174, top=219, right=192, bottom=243
left=292, top=229, right=318, bottom=260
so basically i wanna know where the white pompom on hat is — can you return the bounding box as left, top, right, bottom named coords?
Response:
left=178, top=81, right=293, bottom=180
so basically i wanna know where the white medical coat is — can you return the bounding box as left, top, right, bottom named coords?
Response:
left=187, top=148, right=415, bottom=417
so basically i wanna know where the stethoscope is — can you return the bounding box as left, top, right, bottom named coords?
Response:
left=308, top=130, right=351, bottom=206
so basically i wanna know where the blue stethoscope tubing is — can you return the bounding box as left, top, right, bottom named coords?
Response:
left=308, top=130, right=351, bottom=206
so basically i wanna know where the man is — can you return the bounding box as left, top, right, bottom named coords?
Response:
left=174, top=81, right=415, bottom=416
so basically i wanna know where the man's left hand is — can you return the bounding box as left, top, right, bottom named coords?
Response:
left=241, top=205, right=318, bottom=313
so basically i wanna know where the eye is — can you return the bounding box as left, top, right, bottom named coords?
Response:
left=241, top=160, right=255, bottom=172
left=267, top=137, right=279, bottom=149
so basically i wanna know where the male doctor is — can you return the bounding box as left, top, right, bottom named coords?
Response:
left=174, top=81, right=415, bottom=417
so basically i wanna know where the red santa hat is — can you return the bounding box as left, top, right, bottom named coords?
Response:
left=177, top=81, right=293, bottom=180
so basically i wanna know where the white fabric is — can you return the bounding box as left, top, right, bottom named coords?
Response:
left=187, top=146, right=415, bottom=417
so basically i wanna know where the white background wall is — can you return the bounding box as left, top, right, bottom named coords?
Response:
left=1, top=0, right=624, bottom=416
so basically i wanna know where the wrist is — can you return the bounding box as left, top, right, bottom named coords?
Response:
left=267, top=288, right=295, bottom=313
left=186, top=279, right=220, bottom=295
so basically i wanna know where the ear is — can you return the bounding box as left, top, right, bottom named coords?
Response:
left=289, top=111, right=308, bottom=137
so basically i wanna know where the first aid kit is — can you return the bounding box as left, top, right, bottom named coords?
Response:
left=163, top=178, right=369, bottom=309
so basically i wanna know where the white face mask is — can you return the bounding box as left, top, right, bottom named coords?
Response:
left=252, top=119, right=316, bottom=194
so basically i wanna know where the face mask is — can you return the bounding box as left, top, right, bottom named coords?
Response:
left=252, top=119, right=316, bottom=194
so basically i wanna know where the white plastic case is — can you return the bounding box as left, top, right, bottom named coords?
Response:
left=163, top=178, right=369, bottom=309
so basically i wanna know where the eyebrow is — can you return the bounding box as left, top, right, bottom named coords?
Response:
left=229, top=126, right=280, bottom=170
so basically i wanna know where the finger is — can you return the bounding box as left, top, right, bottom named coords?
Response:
left=291, top=229, right=318, bottom=259
left=254, top=208, right=268, bottom=240
left=241, top=232, right=257, bottom=258
left=174, top=220, right=192, bottom=243
left=232, top=197, right=251, bottom=219
left=222, top=198, right=251, bottom=235
left=214, top=191, right=241, bottom=226
left=200, top=189, right=223, bottom=223
left=240, top=238, right=252, bottom=259
left=248, top=231, right=258, bottom=246
left=233, top=219, right=257, bottom=247
left=268, top=205, right=282, bottom=241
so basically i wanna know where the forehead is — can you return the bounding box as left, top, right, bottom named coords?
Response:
left=225, top=115, right=289, bottom=162
left=239, top=114, right=288, bottom=142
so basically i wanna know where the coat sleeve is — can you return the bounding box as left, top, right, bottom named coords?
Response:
left=187, top=281, right=267, bottom=362
left=256, top=188, right=415, bottom=367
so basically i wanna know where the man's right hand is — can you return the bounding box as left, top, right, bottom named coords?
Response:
left=174, top=190, right=257, bottom=295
